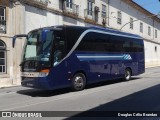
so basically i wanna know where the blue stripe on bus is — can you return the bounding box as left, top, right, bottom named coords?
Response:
left=76, top=54, right=132, bottom=61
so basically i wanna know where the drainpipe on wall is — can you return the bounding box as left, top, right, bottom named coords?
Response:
left=107, top=0, right=110, bottom=26
left=153, top=19, right=155, bottom=41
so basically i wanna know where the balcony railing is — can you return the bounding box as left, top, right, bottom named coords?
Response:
left=63, top=1, right=79, bottom=16
left=0, top=20, right=6, bottom=33
left=33, top=0, right=49, bottom=5
left=19, top=0, right=49, bottom=7
left=0, top=0, right=9, bottom=7
left=84, top=9, right=95, bottom=21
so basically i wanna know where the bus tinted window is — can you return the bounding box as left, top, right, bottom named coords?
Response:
left=77, top=32, right=108, bottom=52
left=66, top=27, right=87, bottom=52
left=109, top=35, right=124, bottom=52
left=77, top=32, right=143, bottom=52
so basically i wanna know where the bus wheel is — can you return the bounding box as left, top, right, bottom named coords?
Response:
left=72, top=73, right=86, bottom=91
left=124, top=69, right=131, bottom=81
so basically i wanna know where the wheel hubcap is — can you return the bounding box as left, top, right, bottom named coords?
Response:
left=74, top=76, right=84, bottom=89
left=125, top=71, right=130, bottom=80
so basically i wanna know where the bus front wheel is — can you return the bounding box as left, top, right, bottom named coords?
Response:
left=124, top=69, right=131, bottom=81
left=72, top=73, right=86, bottom=91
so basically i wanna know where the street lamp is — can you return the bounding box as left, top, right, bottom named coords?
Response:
left=120, top=12, right=160, bottom=31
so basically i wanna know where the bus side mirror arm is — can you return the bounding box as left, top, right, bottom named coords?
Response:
left=12, top=34, right=27, bottom=48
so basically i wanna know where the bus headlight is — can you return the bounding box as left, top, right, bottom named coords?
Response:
left=39, top=69, right=50, bottom=77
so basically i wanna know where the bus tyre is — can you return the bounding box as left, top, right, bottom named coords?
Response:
left=124, top=69, right=131, bottom=81
left=72, top=73, right=86, bottom=91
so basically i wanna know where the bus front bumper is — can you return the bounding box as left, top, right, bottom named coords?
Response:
left=21, top=77, right=53, bottom=90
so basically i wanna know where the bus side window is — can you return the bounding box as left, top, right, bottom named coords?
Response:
left=54, top=49, right=62, bottom=66
left=123, top=41, right=130, bottom=52
left=53, top=33, right=65, bottom=66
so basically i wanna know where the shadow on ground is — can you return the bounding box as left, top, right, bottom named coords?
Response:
left=17, top=77, right=141, bottom=97
left=64, top=84, right=160, bottom=120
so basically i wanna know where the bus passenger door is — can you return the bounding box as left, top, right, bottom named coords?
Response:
left=49, top=30, right=70, bottom=88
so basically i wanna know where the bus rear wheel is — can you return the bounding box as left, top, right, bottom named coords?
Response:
left=72, top=73, right=86, bottom=91
left=124, top=69, right=131, bottom=81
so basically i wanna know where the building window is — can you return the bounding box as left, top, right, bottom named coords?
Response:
left=0, top=40, right=6, bottom=74
left=117, top=11, right=122, bottom=24
left=148, top=26, right=151, bottom=36
left=87, top=0, right=93, bottom=16
left=130, top=17, right=133, bottom=29
left=140, top=22, right=143, bottom=33
left=155, top=30, right=157, bottom=38
left=0, top=6, right=6, bottom=33
left=66, top=0, right=72, bottom=9
left=102, top=4, right=106, bottom=17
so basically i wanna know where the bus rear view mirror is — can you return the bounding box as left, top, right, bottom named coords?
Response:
left=12, top=34, right=27, bottom=48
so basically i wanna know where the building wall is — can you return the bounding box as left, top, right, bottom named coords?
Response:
left=25, top=5, right=63, bottom=33
left=0, top=1, right=27, bottom=87
left=0, top=4, right=14, bottom=87
left=108, top=0, right=160, bottom=67
left=144, top=41, right=160, bottom=67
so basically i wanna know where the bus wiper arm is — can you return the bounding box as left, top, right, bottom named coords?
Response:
left=12, top=34, right=27, bottom=48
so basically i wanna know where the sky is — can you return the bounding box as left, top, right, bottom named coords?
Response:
left=133, top=0, right=160, bottom=15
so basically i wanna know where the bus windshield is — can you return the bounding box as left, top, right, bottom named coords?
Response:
left=22, top=28, right=66, bottom=72
left=24, top=30, right=53, bottom=62
left=21, top=30, right=54, bottom=72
